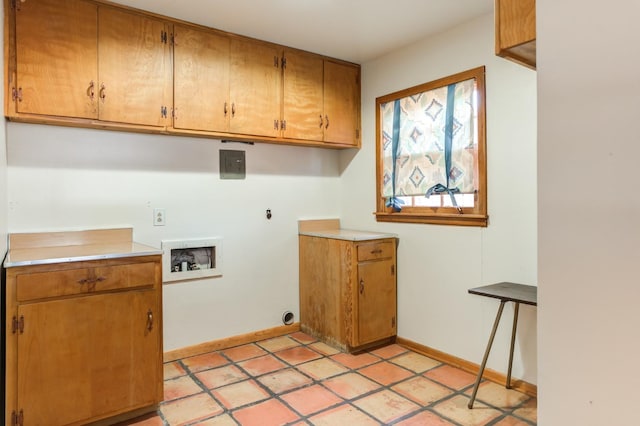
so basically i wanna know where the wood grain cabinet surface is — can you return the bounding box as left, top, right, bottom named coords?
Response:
left=299, top=234, right=397, bottom=352
left=5, top=0, right=361, bottom=148
left=9, top=0, right=172, bottom=127
left=2, top=230, right=163, bottom=426
left=495, top=0, right=536, bottom=69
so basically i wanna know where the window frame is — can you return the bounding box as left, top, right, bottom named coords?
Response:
left=375, top=66, right=488, bottom=227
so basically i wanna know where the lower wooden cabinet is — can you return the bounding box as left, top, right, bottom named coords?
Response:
left=3, top=252, right=163, bottom=426
left=299, top=234, right=397, bottom=352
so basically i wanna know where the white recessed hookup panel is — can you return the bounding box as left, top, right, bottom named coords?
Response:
left=161, top=238, right=223, bottom=282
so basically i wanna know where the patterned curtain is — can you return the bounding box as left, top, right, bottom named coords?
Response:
left=381, top=78, right=476, bottom=207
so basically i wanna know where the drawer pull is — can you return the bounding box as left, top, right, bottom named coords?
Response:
left=146, top=309, right=154, bottom=331
left=370, top=249, right=383, bottom=255
left=78, top=276, right=107, bottom=285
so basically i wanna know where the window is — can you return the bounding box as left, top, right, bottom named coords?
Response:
left=375, top=66, right=487, bottom=226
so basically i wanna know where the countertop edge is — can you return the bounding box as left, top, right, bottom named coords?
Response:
left=299, top=228, right=398, bottom=241
left=3, top=248, right=162, bottom=268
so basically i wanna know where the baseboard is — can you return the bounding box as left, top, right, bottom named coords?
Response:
left=396, top=336, right=537, bottom=398
left=163, top=322, right=301, bottom=362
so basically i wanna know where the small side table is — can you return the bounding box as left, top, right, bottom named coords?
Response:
left=467, top=282, right=537, bottom=409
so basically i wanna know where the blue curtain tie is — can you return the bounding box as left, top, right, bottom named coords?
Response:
left=385, top=196, right=405, bottom=212
left=426, top=183, right=463, bottom=214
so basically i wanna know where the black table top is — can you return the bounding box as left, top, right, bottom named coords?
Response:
left=468, top=282, right=537, bottom=306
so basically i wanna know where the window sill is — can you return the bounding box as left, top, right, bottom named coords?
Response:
left=375, top=212, right=488, bottom=227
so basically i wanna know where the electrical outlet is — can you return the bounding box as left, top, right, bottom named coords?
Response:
left=153, top=208, right=166, bottom=226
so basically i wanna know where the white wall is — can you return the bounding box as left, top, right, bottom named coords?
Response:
left=537, top=0, right=640, bottom=423
left=341, top=13, right=538, bottom=384
left=6, top=123, right=341, bottom=351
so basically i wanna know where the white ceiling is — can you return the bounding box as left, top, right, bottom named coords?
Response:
left=113, top=0, right=494, bottom=63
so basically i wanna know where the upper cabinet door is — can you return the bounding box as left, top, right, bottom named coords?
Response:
left=174, top=25, right=230, bottom=132
left=323, top=61, right=360, bottom=146
left=282, top=49, right=324, bottom=141
left=98, top=7, right=171, bottom=127
left=229, top=39, right=281, bottom=138
left=14, top=0, right=98, bottom=118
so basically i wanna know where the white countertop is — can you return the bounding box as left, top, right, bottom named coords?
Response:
left=299, top=228, right=397, bottom=241
left=4, top=241, right=162, bottom=267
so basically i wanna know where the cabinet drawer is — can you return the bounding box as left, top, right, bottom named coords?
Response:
left=357, top=240, right=394, bottom=262
left=16, top=262, right=156, bottom=301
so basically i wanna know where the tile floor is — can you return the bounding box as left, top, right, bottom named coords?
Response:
left=122, top=332, right=537, bottom=426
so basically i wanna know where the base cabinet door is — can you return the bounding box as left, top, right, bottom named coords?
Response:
left=16, top=290, right=160, bottom=426
left=357, top=259, right=397, bottom=346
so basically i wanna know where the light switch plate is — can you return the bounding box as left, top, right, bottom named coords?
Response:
left=220, top=149, right=246, bottom=179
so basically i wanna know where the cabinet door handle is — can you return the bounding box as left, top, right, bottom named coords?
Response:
left=231, top=103, right=236, bottom=117
left=325, top=115, right=329, bottom=129
left=78, top=278, right=89, bottom=285
left=359, top=278, right=364, bottom=294
left=224, top=102, right=228, bottom=117
left=146, top=309, right=154, bottom=331
left=87, top=81, right=95, bottom=100
left=99, top=83, right=106, bottom=102
left=319, top=114, right=323, bottom=128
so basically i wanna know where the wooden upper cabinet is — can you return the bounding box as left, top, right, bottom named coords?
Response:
left=13, top=0, right=98, bottom=118
left=324, top=60, right=360, bottom=146
left=98, top=7, right=172, bottom=127
left=282, top=49, right=324, bottom=141
left=282, top=50, right=360, bottom=146
left=173, top=25, right=230, bottom=132
left=495, top=0, right=536, bottom=69
left=229, top=38, right=281, bottom=138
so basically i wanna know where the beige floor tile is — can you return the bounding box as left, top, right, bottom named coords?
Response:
left=163, top=375, right=202, bottom=401
left=309, top=342, right=341, bottom=356
left=308, top=404, right=379, bottom=426
left=358, top=360, right=413, bottom=385
left=513, top=397, right=537, bottom=423
left=192, top=413, right=238, bottom=426
left=274, top=346, right=322, bottom=365
left=163, top=361, right=187, bottom=380
left=256, top=335, right=300, bottom=352
left=466, top=381, right=531, bottom=409
left=257, top=367, right=313, bottom=394
left=281, top=384, right=344, bottom=416
left=370, top=344, right=408, bottom=359
left=289, top=331, right=318, bottom=344
left=494, top=416, right=533, bottom=425
left=331, top=352, right=379, bottom=369
left=295, top=357, right=348, bottom=380
left=212, top=379, right=270, bottom=409
left=433, top=395, right=502, bottom=426
left=322, top=372, right=381, bottom=399
left=160, top=393, right=224, bottom=426
left=353, top=389, right=420, bottom=424
left=395, top=410, right=456, bottom=426
left=237, top=354, right=287, bottom=377
left=195, top=365, right=248, bottom=390
left=181, top=352, right=228, bottom=373
left=222, top=343, right=267, bottom=362
left=232, top=398, right=300, bottom=425
left=424, top=364, right=477, bottom=390
left=392, top=376, right=454, bottom=405
left=391, top=352, right=441, bottom=373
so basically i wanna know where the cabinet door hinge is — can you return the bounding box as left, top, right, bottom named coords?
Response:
left=12, top=87, right=23, bottom=102
left=11, top=0, right=21, bottom=12
left=11, top=315, right=24, bottom=334
left=172, top=107, right=178, bottom=120
left=281, top=56, right=287, bottom=69
left=12, top=409, right=24, bottom=426
left=391, top=316, right=396, bottom=328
